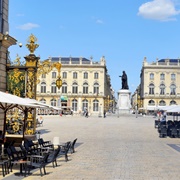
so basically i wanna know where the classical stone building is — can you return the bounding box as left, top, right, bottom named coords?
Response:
left=0, top=0, right=16, bottom=131
left=139, top=57, right=180, bottom=114
left=36, top=56, right=115, bottom=116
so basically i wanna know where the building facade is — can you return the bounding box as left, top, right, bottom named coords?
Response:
left=36, top=56, right=115, bottom=116
left=139, top=57, right=180, bottom=114
left=0, top=0, right=16, bottom=131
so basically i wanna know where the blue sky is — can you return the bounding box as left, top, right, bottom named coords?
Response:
left=8, top=0, right=180, bottom=96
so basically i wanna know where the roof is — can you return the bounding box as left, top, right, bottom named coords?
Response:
left=158, top=59, right=180, bottom=63
left=51, top=57, right=91, bottom=62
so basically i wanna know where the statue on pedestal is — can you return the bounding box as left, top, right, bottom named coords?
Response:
left=119, top=71, right=129, bottom=90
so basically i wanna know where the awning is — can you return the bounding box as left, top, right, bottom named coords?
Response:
left=146, top=106, right=157, bottom=110
left=61, top=96, right=68, bottom=101
left=159, top=105, right=178, bottom=111
left=166, top=105, right=180, bottom=113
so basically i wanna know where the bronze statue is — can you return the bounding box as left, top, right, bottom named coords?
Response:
left=119, top=71, right=129, bottom=90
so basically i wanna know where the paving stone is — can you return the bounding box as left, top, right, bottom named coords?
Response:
left=2, top=114, right=180, bottom=180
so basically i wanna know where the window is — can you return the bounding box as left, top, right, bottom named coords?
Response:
left=51, top=99, right=56, bottom=106
left=171, top=73, right=176, bottom=80
left=72, top=99, right=78, bottom=111
left=150, top=73, right=154, bottom=80
left=40, top=98, right=46, bottom=104
left=82, top=99, right=88, bottom=111
left=41, top=74, right=46, bottom=78
left=73, top=72, right=77, bottom=79
left=94, top=72, right=99, bottom=79
left=159, top=100, right=166, bottom=106
left=83, top=82, right=88, bottom=94
left=170, top=84, right=176, bottom=95
left=160, top=84, right=165, bottom=95
left=72, top=82, right=78, bottom=94
left=170, top=100, right=176, bottom=105
left=160, top=73, right=165, bottom=80
left=148, top=100, right=155, bottom=106
left=93, top=99, right=99, bottom=111
left=84, top=72, right=88, bottom=79
left=93, top=82, right=99, bottom=94
left=51, top=82, right=57, bottom=93
left=41, top=82, right=46, bottom=93
left=62, top=82, right=67, bottom=93
left=52, top=72, right=56, bottom=78
left=62, top=72, right=67, bottom=79
left=149, top=83, right=154, bottom=95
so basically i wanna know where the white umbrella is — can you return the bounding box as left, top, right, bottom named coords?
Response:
left=0, top=91, right=39, bottom=108
left=48, top=105, right=61, bottom=110
left=0, top=91, right=40, bottom=142
left=24, top=98, right=50, bottom=108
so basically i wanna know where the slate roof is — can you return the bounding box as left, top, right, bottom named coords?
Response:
left=158, top=59, right=180, bottom=63
left=51, top=57, right=90, bottom=62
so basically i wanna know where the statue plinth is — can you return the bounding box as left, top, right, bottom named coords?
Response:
left=117, top=89, right=131, bottom=114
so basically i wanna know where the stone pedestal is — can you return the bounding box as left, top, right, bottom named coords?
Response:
left=117, top=89, right=131, bottom=114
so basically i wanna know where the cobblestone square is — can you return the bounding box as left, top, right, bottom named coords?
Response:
left=3, top=114, right=180, bottom=180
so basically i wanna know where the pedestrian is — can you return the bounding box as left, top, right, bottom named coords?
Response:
left=85, top=110, right=88, bottom=118
left=163, top=111, right=167, bottom=121
left=103, top=110, right=106, bottom=118
left=83, top=107, right=87, bottom=116
left=157, top=111, right=161, bottom=121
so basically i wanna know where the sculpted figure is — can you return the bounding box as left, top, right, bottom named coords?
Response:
left=119, top=71, right=129, bottom=90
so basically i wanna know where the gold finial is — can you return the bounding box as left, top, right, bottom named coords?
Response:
left=26, top=34, right=39, bottom=54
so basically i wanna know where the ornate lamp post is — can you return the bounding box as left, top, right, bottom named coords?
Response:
left=54, top=62, right=62, bottom=89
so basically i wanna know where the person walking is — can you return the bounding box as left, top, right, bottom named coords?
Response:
left=103, top=110, right=106, bottom=118
left=163, top=111, right=167, bottom=121
left=85, top=110, right=88, bottom=118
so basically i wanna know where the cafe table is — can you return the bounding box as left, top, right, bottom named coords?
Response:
left=12, top=159, right=30, bottom=177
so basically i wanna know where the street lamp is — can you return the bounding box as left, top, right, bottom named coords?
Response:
left=56, top=77, right=62, bottom=89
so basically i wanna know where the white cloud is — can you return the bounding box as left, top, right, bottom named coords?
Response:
left=91, top=16, right=104, bottom=24
left=96, top=19, right=104, bottom=24
left=16, top=23, right=40, bottom=30
left=138, top=0, right=180, bottom=21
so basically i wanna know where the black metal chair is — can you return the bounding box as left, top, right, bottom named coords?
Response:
left=38, top=138, right=54, bottom=149
left=9, top=146, right=26, bottom=159
left=47, top=145, right=61, bottom=168
left=169, top=127, right=178, bottom=138
left=6, top=147, right=21, bottom=172
left=28, top=153, right=50, bottom=176
left=24, top=141, right=41, bottom=155
left=69, top=138, right=77, bottom=153
left=159, top=127, right=167, bottom=138
left=176, top=124, right=180, bottom=138
left=167, top=124, right=175, bottom=137
left=158, top=122, right=166, bottom=133
left=0, top=157, right=10, bottom=177
left=60, top=141, right=71, bottom=162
